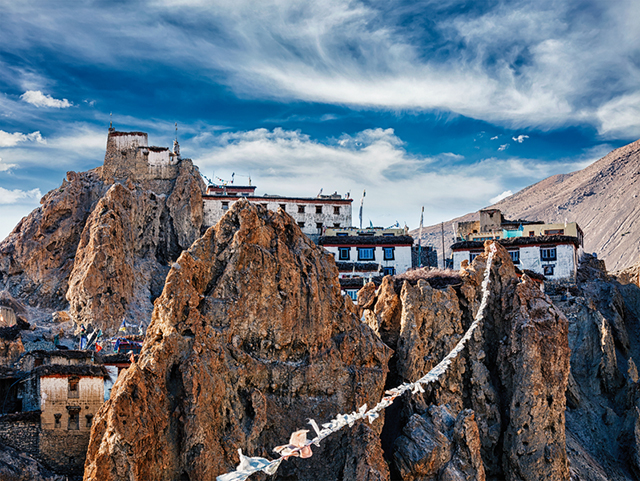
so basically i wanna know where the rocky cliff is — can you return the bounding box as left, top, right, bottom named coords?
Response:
left=83, top=202, right=391, bottom=481
left=363, top=243, right=570, bottom=480
left=0, top=133, right=205, bottom=334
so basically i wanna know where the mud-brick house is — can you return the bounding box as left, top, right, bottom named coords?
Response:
left=17, top=350, right=108, bottom=474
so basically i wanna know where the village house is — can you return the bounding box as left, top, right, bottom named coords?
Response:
left=452, top=209, right=584, bottom=281
left=203, top=184, right=353, bottom=243
left=319, top=227, right=414, bottom=300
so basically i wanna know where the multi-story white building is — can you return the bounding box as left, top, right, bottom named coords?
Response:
left=203, top=184, right=353, bottom=243
left=451, top=236, right=582, bottom=281
left=319, top=227, right=414, bottom=300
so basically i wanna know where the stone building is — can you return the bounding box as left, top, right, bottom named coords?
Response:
left=3, top=350, right=109, bottom=475
left=203, top=185, right=353, bottom=243
left=319, top=227, right=414, bottom=300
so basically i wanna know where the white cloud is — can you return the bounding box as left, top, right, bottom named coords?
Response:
left=191, top=127, right=570, bottom=228
left=512, top=135, right=529, bottom=143
left=20, top=90, right=72, bottom=108
left=490, top=190, right=513, bottom=204
left=0, top=187, right=41, bottom=204
left=490, top=136, right=498, bottom=140
left=498, top=144, right=509, bottom=151
left=0, top=158, right=16, bottom=172
left=0, top=130, right=45, bottom=147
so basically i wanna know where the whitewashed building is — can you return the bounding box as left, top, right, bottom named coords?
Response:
left=319, top=227, right=414, bottom=300
left=203, top=184, right=353, bottom=243
left=451, top=236, right=582, bottom=281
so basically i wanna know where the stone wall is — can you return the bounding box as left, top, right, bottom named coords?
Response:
left=0, top=417, right=39, bottom=455
left=39, top=429, right=91, bottom=475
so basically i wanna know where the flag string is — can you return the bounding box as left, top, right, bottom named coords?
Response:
left=217, top=244, right=498, bottom=481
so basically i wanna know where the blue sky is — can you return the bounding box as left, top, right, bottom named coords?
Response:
left=1, top=0, right=639, bottom=240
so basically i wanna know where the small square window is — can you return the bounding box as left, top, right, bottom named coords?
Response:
left=316, top=222, right=323, bottom=234
left=529, top=231, right=535, bottom=237
left=279, top=204, right=286, bottom=211
left=358, top=247, right=375, bottom=261
left=509, top=250, right=519, bottom=264
left=54, top=413, right=62, bottom=428
left=383, top=267, right=395, bottom=276
left=86, top=414, right=93, bottom=428
left=333, top=223, right=340, bottom=228
left=222, top=202, right=229, bottom=211
left=333, top=206, right=340, bottom=215
left=298, top=205, right=305, bottom=213
left=345, top=290, right=358, bottom=301
left=383, top=247, right=395, bottom=260
left=540, top=247, right=557, bottom=261
left=316, top=205, right=322, bottom=214
left=297, top=221, right=305, bottom=228
left=543, top=265, right=555, bottom=276
left=339, top=247, right=350, bottom=260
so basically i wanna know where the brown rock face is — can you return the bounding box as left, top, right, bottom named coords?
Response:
left=0, top=139, right=205, bottom=332
left=364, top=243, right=570, bottom=480
left=83, top=202, right=391, bottom=481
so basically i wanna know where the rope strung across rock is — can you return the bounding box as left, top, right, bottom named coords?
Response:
left=217, top=243, right=498, bottom=481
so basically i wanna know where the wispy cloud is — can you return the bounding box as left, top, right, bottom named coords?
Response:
left=0, top=130, right=45, bottom=147
left=498, top=144, right=509, bottom=151
left=0, top=158, right=16, bottom=172
left=490, top=190, right=513, bottom=204
left=512, top=135, right=529, bottom=143
left=0, top=187, right=41, bottom=204
left=21, top=90, right=72, bottom=108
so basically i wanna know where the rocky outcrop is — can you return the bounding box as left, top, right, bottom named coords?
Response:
left=0, top=442, right=65, bottom=481
left=0, top=134, right=205, bottom=333
left=83, top=202, right=391, bottom=481
left=363, top=243, right=570, bottom=480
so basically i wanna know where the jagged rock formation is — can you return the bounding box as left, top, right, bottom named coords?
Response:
left=83, top=202, right=391, bottom=481
left=363, top=243, right=570, bottom=480
left=415, top=139, right=640, bottom=271
left=552, top=257, right=640, bottom=479
left=0, top=130, right=205, bottom=333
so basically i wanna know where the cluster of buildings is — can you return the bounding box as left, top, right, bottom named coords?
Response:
left=0, top=347, right=132, bottom=475
left=452, top=208, right=585, bottom=282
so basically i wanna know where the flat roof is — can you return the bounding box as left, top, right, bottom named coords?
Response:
left=451, top=235, right=581, bottom=250
left=320, top=235, right=414, bottom=246
left=203, top=194, right=352, bottom=204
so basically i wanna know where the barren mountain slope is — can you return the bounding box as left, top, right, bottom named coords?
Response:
left=415, top=139, right=640, bottom=271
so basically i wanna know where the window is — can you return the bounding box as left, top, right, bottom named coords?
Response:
left=337, top=232, right=347, bottom=236
left=68, top=409, right=80, bottom=430
left=333, top=223, right=341, bottom=228
left=316, top=222, right=323, bottom=234
left=333, top=206, right=340, bottom=215
left=54, top=413, right=61, bottom=428
left=279, top=204, right=286, bottom=211
left=358, top=247, right=375, bottom=260
left=540, top=247, right=557, bottom=261
left=544, top=229, right=564, bottom=235
left=261, top=203, right=268, bottom=208
left=345, top=289, right=358, bottom=301
left=383, top=233, right=394, bottom=237
left=297, top=221, right=305, bottom=228
left=68, top=377, right=79, bottom=399
left=298, top=205, right=305, bottom=213
left=529, top=231, right=535, bottom=237
left=383, top=247, right=395, bottom=260
left=86, top=414, right=93, bottom=428
left=509, top=250, right=520, bottom=264
left=543, top=265, right=555, bottom=276
left=470, top=253, right=480, bottom=261
left=383, top=267, right=396, bottom=276
left=316, top=205, right=323, bottom=214
left=222, top=201, right=229, bottom=211
left=338, top=247, right=350, bottom=260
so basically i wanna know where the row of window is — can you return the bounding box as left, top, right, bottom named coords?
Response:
left=471, top=246, right=557, bottom=265
left=54, top=411, right=93, bottom=430
left=297, top=221, right=341, bottom=233
left=220, top=201, right=341, bottom=215
left=338, top=246, right=395, bottom=261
